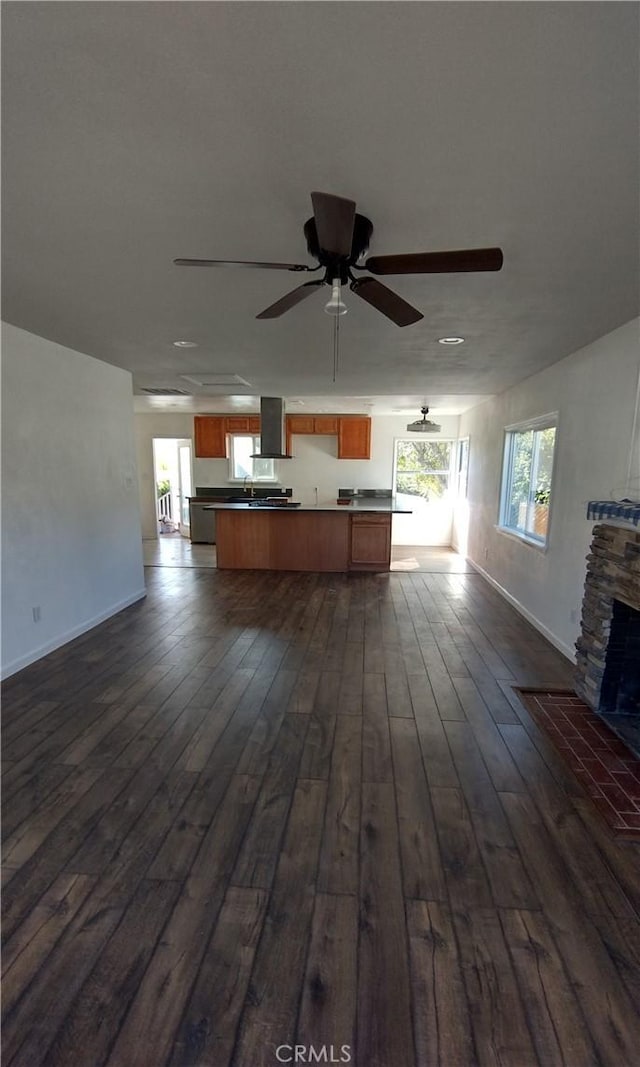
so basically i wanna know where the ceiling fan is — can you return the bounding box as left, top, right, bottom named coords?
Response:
left=174, top=192, right=504, bottom=328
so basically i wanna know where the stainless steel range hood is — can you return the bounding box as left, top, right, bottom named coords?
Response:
left=251, top=397, right=291, bottom=459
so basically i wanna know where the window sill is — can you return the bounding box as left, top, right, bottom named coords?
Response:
left=495, top=525, right=549, bottom=553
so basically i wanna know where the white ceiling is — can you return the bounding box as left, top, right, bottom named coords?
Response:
left=2, top=2, right=638, bottom=414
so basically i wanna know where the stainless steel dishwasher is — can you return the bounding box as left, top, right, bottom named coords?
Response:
left=189, top=502, right=216, bottom=543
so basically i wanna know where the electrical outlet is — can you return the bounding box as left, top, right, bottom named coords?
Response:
left=484, top=547, right=489, bottom=560
left=32, top=606, right=41, bottom=623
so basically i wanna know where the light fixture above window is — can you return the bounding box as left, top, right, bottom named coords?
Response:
left=438, top=336, right=465, bottom=345
left=406, top=406, right=441, bottom=433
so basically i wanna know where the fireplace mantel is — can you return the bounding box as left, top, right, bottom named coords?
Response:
left=587, top=500, right=640, bottom=528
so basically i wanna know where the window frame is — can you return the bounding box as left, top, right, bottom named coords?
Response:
left=392, top=437, right=456, bottom=502
left=498, top=413, right=558, bottom=550
left=456, top=437, right=470, bottom=500
left=228, top=435, right=278, bottom=483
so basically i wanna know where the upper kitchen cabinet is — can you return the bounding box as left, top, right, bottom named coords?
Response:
left=224, top=416, right=252, bottom=433
left=338, top=417, right=371, bottom=459
left=313, top=416, right=339, bottom=435
left=194, top=415, right=227, bottom=458
left=285, top=414, right=360, bottom=456
left=286, top=415, right=339, bottom=435
left=194, top=415, right=261, bottom=456
left=285, top=414, right=312, bottom=455
left=286, top=415, right=316, bottom=435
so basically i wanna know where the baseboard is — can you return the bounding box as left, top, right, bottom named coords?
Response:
left=467, top=559, right=575, bottom=663
left=1, top=588, right=147, bottom=680
left=392, top=540, right=453, bottom=549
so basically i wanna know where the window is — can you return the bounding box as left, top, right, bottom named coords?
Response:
left=229, top=435, right=276, bottom=481
left=456, top=438, right=469, bottom=499
left=500, top=418, right=557, bottom=545
left=394, top=439, right=454, bottom=500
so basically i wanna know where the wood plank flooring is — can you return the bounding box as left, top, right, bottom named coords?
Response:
left=3, top=562, right=640, bottom=1066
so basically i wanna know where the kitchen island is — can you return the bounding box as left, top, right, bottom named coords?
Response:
left=203, top=502, right=411, bottom=572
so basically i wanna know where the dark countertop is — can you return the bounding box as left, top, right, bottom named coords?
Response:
left=202, top=502, right=412, bottom=514
left=189, top=489, right=292, bottom=503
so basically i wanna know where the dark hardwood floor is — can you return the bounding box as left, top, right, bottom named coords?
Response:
left=3, top=562, right=640, bottom=1066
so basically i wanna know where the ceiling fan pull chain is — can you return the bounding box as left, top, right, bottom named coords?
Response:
left=333, top=314, right=340, bottom=383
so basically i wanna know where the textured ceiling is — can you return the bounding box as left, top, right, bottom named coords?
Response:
left=2, top=2, right=638, bottom=413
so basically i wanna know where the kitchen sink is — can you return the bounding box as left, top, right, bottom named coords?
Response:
left=248, top=499, right=301, bottom=508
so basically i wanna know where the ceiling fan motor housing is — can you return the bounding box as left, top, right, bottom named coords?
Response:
left=304, top=214, right=373, bottom=282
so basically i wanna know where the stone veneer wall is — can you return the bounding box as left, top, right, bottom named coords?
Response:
left=575, top=524, right=640, bottom=708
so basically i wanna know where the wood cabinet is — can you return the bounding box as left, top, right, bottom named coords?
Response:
left=216, top=510, right=350, bottom=571
left=215, top=509, right=393, bottom=572
left=285, top=415, right=312, bottom=455
left=285, top=413, right=370, bottom=458
left=286, top=415, right=316, bottom=435
left=224, top=416, right=251, bottom=433
left=194, top=416, right=227, bottom=458
left=195, top=413, right=370, bottom=460
left=338, top=416, right=371, bottom=459
left=194, top=415, right=261, bottom=457
left=285, top=414, right=339, bottom=454
left=313, top=416, right=338, bottom=435
left=349, top=513, right=391, bottom=570
left=286, top=415, right=339, bottom=435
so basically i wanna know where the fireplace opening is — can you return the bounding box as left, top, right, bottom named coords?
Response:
left=599, top=599, right=640, bottom=716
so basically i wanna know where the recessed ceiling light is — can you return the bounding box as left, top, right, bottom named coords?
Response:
left=438, top=336, right=465, bottom=345
left=173, top=340, right=198, bottom=348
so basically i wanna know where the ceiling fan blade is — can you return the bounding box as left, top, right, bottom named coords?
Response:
left=364, top=247, right=504, bottom=275
left=174, top=258, right=315, bottom=272
left=310, top=192, right=356, bottom=257
left=256, top=280, right=325, bottom=319
left=350, top=278, right=423, bottom=327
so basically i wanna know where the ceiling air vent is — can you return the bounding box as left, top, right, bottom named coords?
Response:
left=180, top=374, right=251, bottom=388
left=141, top=387, right=190, bottom=396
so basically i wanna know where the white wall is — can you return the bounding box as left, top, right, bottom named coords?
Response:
left=1, top=323, right=145, bottom=678
left=285, top=415, right=460, bottom=546
left=455, top=318, right=640, bottom=659
left=135, top=411, right=460, bottom=545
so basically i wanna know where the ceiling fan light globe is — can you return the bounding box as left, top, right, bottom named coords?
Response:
left=324, top=280, right=347, bottom=316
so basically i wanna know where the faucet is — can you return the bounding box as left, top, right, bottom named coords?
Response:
left=243, top=475, right=254, bottom=497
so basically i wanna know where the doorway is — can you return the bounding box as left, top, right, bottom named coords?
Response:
left=152, top=438, right=193, bottom=539
left=391, top=437, right=456, bottom=546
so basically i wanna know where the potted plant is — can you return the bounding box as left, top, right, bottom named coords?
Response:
left=533, top=487, right=550, bottom=536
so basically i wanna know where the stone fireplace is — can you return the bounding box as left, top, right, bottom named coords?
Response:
left=575, top=523, right=640, bottom=756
